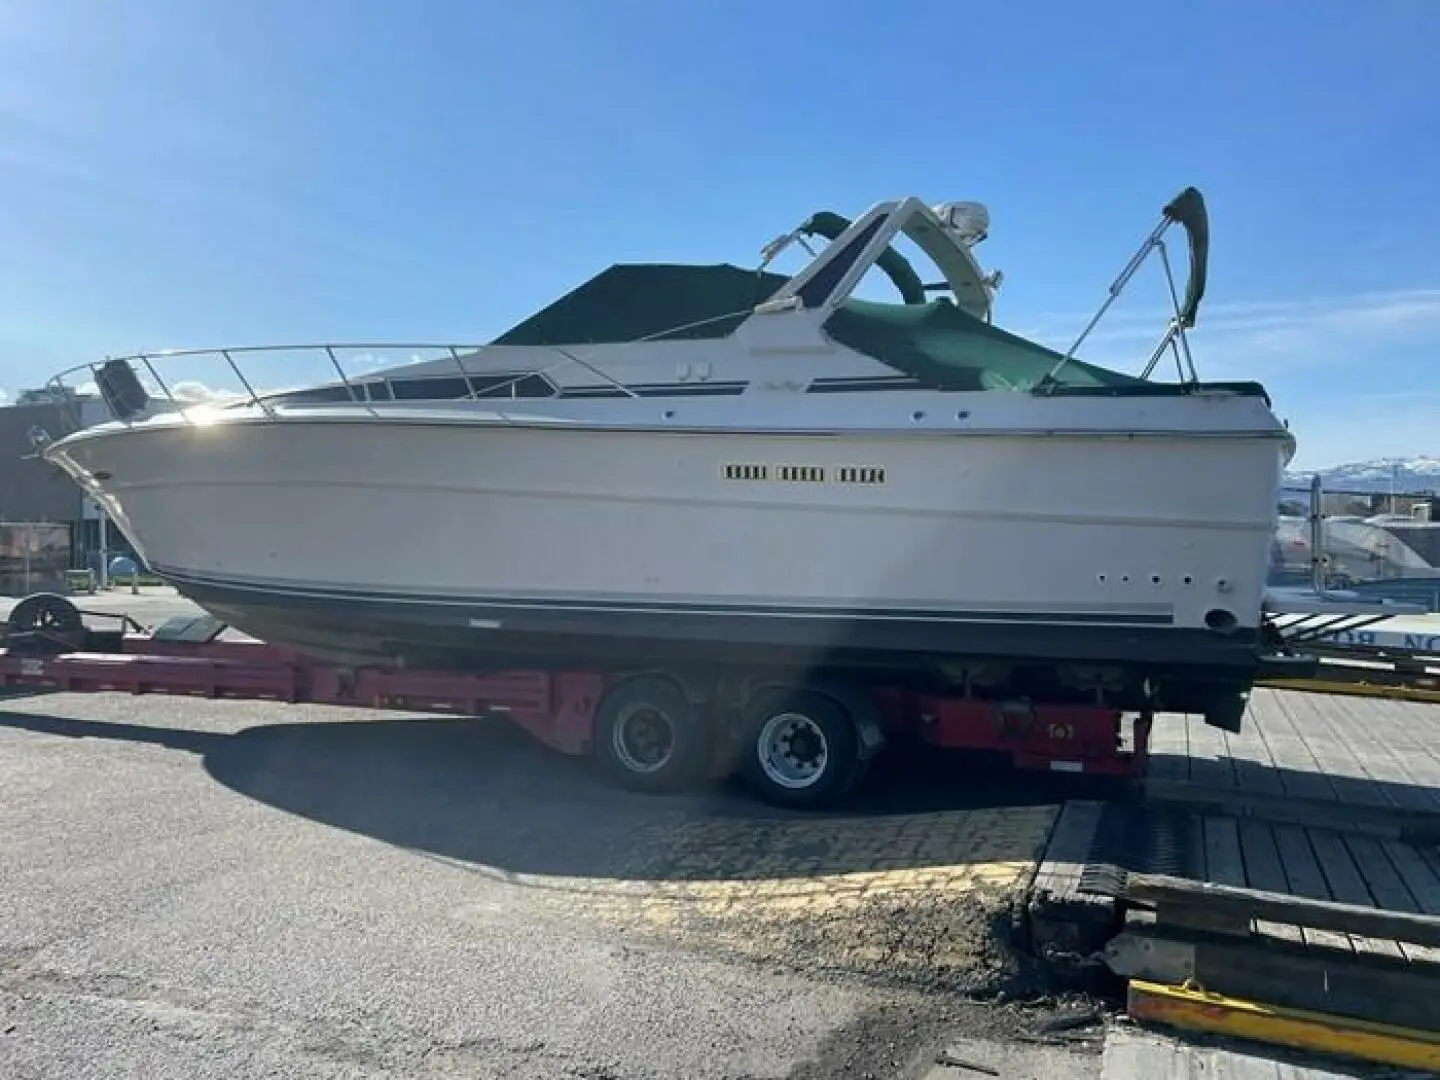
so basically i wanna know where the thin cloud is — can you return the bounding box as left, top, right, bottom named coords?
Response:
left=72, top=378, right=287, bottom=408
left=1019, top=288, right=1440, bottom=340
left=1283, top=392, right=1439, bottom=472
left=170, top=379, right=249, bottom=405
left=1013, top=288, right=1440, bottom=368
left=1017, top=287, right=1440, bottom=378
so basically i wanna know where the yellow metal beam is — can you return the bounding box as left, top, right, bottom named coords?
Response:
left=1127, top=979, right=1440, bottom=1071
left=1256, top=677, right=1440, bottom=704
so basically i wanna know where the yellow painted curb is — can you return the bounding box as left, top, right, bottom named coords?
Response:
left=1128, top=979, right=1440, bottom=1071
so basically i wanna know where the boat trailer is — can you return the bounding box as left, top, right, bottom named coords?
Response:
left=7, top=584, right=1427, bottom=807
left=2, top=591, right=1152, bottom=808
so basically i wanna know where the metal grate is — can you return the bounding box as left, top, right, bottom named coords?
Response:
left=1078, top=803, right=1196, bottom=897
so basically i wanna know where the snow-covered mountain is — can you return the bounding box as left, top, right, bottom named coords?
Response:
left=1284, top=456, right=1440, bottom=494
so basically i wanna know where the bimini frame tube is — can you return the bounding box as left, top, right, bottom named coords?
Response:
left=1042, top=187, right=1210, bottom=390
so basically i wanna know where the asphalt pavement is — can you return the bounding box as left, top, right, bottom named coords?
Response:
left=1, top=588, right=1106, bottom=1078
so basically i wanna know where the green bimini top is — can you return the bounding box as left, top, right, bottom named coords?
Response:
left=493, top=264, right=791, bottom=346
left=491, top=263, right=1269, bottom=400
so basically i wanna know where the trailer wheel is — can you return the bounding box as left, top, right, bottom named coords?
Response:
left=594, top=676, right=710, bottom=794
left=741, top=688, right=861, bottom=809
left=8, top=592, right=83, bottom=635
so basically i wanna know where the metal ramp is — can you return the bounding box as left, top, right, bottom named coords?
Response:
left=1261, top=591, right=1439, bottom=701
left=1264, top=587, right=1422, bottom=648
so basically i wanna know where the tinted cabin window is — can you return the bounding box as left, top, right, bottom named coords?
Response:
left=796, top=216, right=887, bottom=309
left=275, top=386, right=355, bottom=404
left=268, top=373, right=557, bottom=405
left=472, top=374, right=555, bottom=398
left=389, top=374, right=555, bottom=399
left=391, top=377, right=470, bottom=400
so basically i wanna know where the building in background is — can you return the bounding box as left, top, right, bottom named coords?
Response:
left=0, top=521, right=73, bottom=596
left=0, top=389, right=135, bottom=593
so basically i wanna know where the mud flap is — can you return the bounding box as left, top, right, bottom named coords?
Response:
left=1203, top=692, right=1246, bottom=734
left=805, top=676, right=887, bottom=759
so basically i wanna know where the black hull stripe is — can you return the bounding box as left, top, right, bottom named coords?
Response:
left=175, top=578, right=1266, bottom=694
left=152, top=566, right=1175, bottom=627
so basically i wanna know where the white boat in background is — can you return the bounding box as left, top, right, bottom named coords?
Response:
left=39, top=187, right=1296, bottom=730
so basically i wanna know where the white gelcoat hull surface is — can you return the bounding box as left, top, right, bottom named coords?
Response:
left=50, top=410, right=1288, bottom=635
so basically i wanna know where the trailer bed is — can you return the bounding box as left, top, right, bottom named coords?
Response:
left=1, top=593, right=1150, bottom=805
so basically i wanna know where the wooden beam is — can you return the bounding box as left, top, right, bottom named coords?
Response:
left=1142, top=779, right=1440, bottom=845
left=1256, top=676, right=1440, bottom=705
left=1025, top=801, right=1119, bottom=964
left=1125, top=873, right=1440, bottom=948
left=1107, top=926, right=1440, bottom=1033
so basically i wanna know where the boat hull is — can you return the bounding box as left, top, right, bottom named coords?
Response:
left=166, top=570, right=1263, bottom=713
left=45, top=405, right=1289, bottom=711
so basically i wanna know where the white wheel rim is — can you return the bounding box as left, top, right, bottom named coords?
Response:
left=611, top=703, right=675, bottom=774
left=756, top=711, right=829, bottom=790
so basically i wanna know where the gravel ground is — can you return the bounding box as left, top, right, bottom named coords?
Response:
left=2, top=589, right=1107, bottom=1078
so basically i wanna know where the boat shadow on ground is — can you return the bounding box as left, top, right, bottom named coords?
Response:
left=9, top=703, right=1440, bottom=888
left=0, top=701, right=1119, bottom=885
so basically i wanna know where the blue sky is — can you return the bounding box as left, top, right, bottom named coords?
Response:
left=1, top=0, right=1436, bottom=470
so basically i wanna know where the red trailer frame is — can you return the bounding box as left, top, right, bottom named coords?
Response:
left=1, top=596, right=1151, bottom=806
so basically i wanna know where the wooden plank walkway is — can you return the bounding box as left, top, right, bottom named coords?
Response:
left=1188, top=812, right=1440, bottom=964
left=1026, top=692, right=1440, bottom=1070
left=1146, top=689, right=1440, bottom=815
left=1144, top=688, right=1440, bottom=966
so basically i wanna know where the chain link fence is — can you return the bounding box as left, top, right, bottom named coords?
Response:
left=1271, top=484, right=1440, bottom=612
left=0, top=521, right=73, bottom=597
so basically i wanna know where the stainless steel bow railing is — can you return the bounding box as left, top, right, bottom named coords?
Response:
left=41, top=340, right=642, bottom=427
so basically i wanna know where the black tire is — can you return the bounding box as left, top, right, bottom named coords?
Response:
left=741, top=688, right=862, bottom=810
left=593, top=676, right=711, bottom=793
left=7, top=593, right=83, bottom=634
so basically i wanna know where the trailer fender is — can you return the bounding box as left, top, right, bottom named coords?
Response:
left=802, top=677, right=887, bottom=760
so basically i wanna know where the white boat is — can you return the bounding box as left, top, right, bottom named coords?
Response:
left=38, top=188, right=1295, bottom=728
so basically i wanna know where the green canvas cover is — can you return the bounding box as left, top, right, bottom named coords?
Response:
left=825, top=299, right=1269, bottom=398
left=822, top=298, right=1142, bottom=392
left=493, top=264, right=790, bottom=346
left=490, top=262, right=1269, bottom=400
